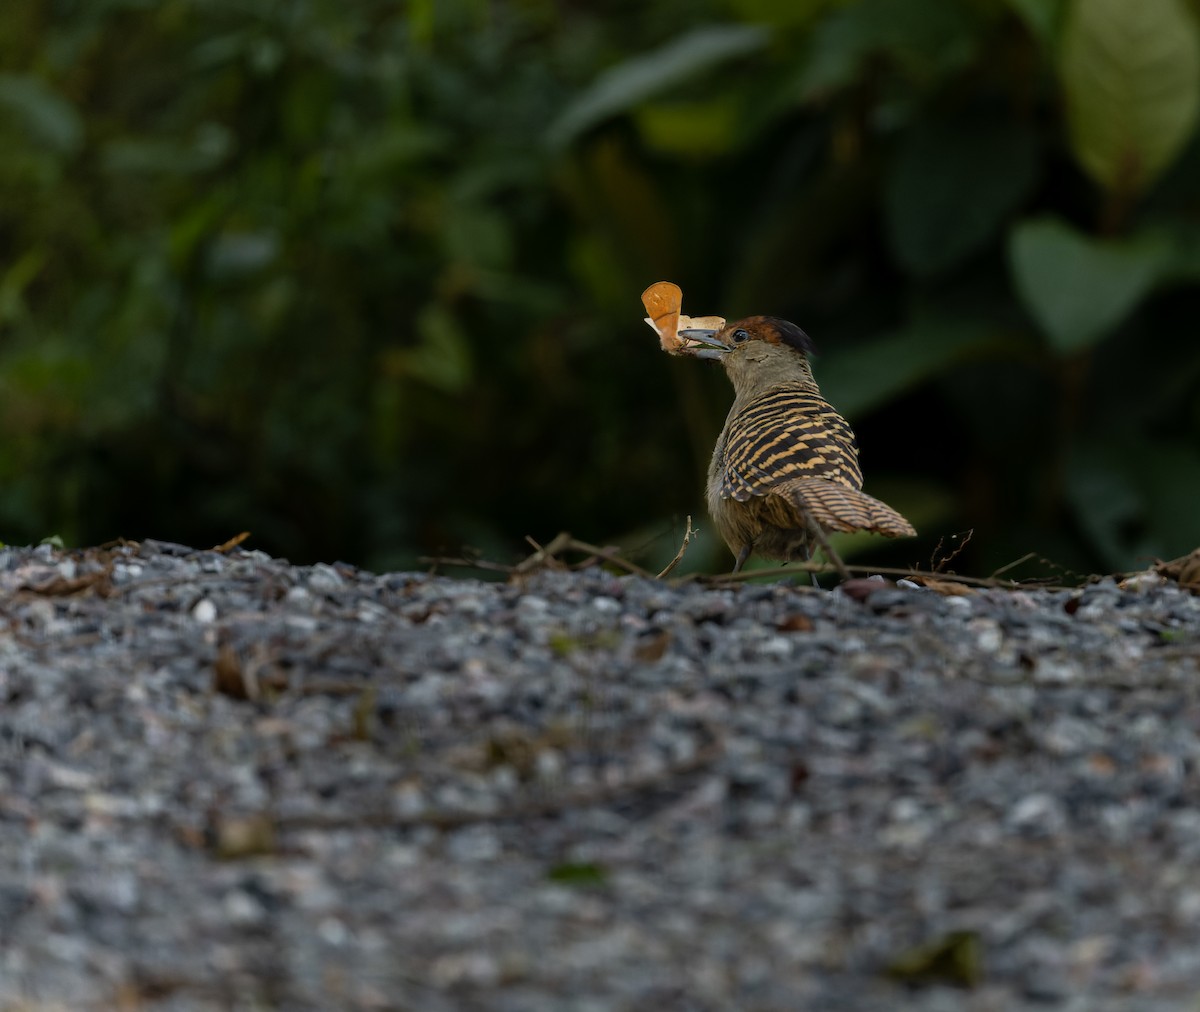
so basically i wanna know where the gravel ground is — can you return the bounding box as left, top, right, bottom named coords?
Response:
left=2, top=540, right=1200, bottom=1011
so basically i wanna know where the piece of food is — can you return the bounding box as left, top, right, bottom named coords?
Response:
left=642, top=281, right=683, bottom=352
left=679, top=314, right=726, bottom=334
left=641, top=281, right=725, bottom=355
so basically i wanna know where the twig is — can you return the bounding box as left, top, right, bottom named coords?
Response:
left=656, top=515, right=695, bottom=579
left=213, top=532, right=251, bottom=553
left=931, top=529, right=973, bottom=573
left=418, top=555, right=522, bottom=575
left=421, top=535, right=1090, bottom=592
left=423, top=532, right=658, bottom=580
left=514, top=532, right=574, bottom=573
left=676, top=558, right=833, bottom=585
left=690, top=561, right=1078, bottom=591
left=559, top=538, right=655, bottom=579
left=989, top=551, right=1037, bottom=579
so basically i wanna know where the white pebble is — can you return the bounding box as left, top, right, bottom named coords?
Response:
left=1009, top=792, right=1064, bottom=832
left=974, top=621, right=1002, bottom=653
left=307, top=564, right=345, bottom=593
left=285, top=585, right=312, bottom=606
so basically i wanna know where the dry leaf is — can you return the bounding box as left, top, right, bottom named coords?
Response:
left=213, top=531, right=251, bottom=553
left=1118, top=571, right=1165, bottom=592
left=211, top=812, right=277, bottom=859
left=886, top=930, right=982, bottom=987
left=213, top=644, right=258, bottom=700
left=916, top=576, right=975, bottom=597
left=1155, top=548, right=1200, bottom=593
left=633, top=629, right=672, bottom=662
left=775, top=613, right=814, bottom=632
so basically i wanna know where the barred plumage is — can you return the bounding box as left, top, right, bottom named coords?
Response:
left=686, top=315, right=915, bottom=575
left=719, top=384, right=863, bottom=499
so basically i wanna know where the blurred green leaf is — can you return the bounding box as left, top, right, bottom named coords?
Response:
left=724, top=0, right=832, bottom=29
left=389, top=305, right=473, bottom=393
left=1067, top=441, right=1200, bottom=568
left=1153, top=218, right=1200, bottom=281
left=1008, top=217, right=1169, bottom=352
left=791, top=0, right=978, bottom=99
left=886, top=113, right=1038, bottom=276
left=100, top=124, right=234, bottom=176
left=561, top=135, right=679, bottom=293
left=634, top=97, right=741, bottom=158
left=547, top=861, right=608, bottom=886
left=1061, top=0, right=1200, bottom=196
left=0, top=73, right=83, bottom=155
left=886, top=930, right=982, bottom=987
left=1005, top=0, right=1068, bottom=47
left=1066, top=445, right=1144, bottom=567
left=0, top=248, right=47, bottom=323
left=819, top=317, right=1004, bottom=418
left=546, top=25, right=769, bottom=149
left=1141, top=444, right=1200, bottom=556
left=206, top=231, right=280, bottom=280
left=444, top=205, right=513, bottom=272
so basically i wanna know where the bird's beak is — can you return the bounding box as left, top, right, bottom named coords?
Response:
left=677, top=329, right=729, bottom=360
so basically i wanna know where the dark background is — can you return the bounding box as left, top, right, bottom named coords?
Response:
left=3, top=0, right=1200, bottom=577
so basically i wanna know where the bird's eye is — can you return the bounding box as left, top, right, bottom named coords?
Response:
left=733, top=329, right=750, bottom=343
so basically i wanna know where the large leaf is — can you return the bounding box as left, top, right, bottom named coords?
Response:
left=789, top=0, right=978, bottom=100
left=1004, top=0, right=1068, bottom=48
left=1008, top=217, right=1170, bottom=353
left=100, top=124, right=233, bottom=176
left=0, top=249, right=47, bottom=324
left=1140, top=444, right=1200, bottom=557
left=634, top=97, right=741, bottom=158
left=1065, top=445, right=1145, bottom=568
left=1061, top=0, right=1200, bottom=196
left=1067, top=441, right=1200, bottom=569
left=0, top=74, right=83, bottom=155
left=546, top=25, right=768, bottom=150
left=387, top=305, right=473, bottom=393
left=726, top=0, right=831, bottom=29
left=818, top=317, right=1004, bottom=419
left=885, top=113, right=1039, bottom=277
left=1160, top=218, right=1200, bottom=281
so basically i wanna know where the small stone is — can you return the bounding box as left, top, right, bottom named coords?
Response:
left=1009, top=793, right=1065, bottom=834
left=307, top=564, right=345, bottom=593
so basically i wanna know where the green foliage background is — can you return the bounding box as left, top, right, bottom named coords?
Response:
left=3, top=0, right=1200, bottom=575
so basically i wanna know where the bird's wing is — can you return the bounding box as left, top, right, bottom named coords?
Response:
left=719, top=385, right=863, bottom=502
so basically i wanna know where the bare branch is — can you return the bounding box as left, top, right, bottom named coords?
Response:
left=656, top=515, right=695, bottom=579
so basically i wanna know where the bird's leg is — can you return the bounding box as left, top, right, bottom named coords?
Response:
left=803, top=515, right=851, bottom=583
left=803, top=545, right=820, bottom=589
left=731, top=544, right=752, bottom=574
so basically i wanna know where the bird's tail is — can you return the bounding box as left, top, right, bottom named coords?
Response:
left=777, top=477, right=916, bottom=538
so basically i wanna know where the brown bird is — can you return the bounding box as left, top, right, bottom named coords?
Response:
left=680, top=315, right=915, bottom=577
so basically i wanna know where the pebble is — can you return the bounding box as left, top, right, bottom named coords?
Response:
left=0, top=542, right=1197, bottom=1010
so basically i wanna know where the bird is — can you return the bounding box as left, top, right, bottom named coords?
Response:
left=678, top=315, right=915, bottom=578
